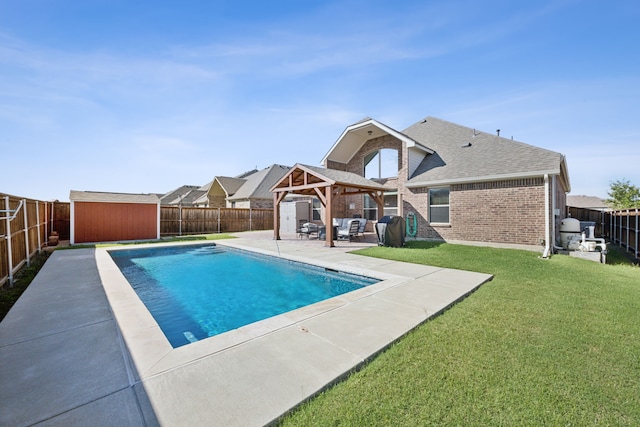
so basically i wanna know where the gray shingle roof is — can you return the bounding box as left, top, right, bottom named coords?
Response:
left=228, top=164, right=291, bottom=200
left=404, top=117, right=565, bottom=186
left=300, top=164, right=387, bottom=190
left=215, top=177, right=247, bottom=196
left=159, top=185, right=200, bottom=205
left=567, top=195, right=610, bottom=209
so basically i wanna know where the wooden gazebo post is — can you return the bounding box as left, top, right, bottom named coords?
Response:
left=273, top=191, right=287, bottom=240
left=324, top=185, right=334, bottom=247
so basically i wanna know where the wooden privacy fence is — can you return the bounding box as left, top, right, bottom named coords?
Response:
left=1, top=194, right=48, bottom=287
left=606, top=208, right=639, bottom=260
left=569, top=206, right=639, bottom=260
left=160, top=206, right=273, bottom=236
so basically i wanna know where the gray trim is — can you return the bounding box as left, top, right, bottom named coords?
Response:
left=69, top=190, right=160, bottom=204
left=405, top=170, right=559, bottom=188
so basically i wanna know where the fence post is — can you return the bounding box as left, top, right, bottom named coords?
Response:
left=5, top=196, right=14, bottom=287
left=249, top=208, right=252, bottom=231
left=610, top=212, right=613, bottom=242
left=634, top=208, right=640, bottom=258
left=51, top=200, right=54, bottom=236
left=217, top=208, right=221, bottom=234
left=618, top=211, right=622, bottom=246
left=626, top=209, right=630, bottom=253
left=23, top=199, right=30, bottom=266
left=36, top=201, right=41, bottom=253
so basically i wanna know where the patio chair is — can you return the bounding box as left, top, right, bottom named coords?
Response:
left=299, top=222, right=319, bottom=239
left=337, top=219, right=360, bottom=241
left=297, top=219, right=309, bottom=239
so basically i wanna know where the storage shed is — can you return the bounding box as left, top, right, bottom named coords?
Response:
left=70, top=190, right=160, bottom=244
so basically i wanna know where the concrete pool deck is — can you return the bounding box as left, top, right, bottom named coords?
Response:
left=0, top=231, right=492, bottom=426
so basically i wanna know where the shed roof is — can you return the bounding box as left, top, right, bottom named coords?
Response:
left=69, top=190, right=159, bottom=204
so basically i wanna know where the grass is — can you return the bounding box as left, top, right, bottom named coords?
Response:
left=280, top=242, right=640, bottom=426
left=0, top=251, right=51, bottom=321
left=0, top=233, right=235, bottom=320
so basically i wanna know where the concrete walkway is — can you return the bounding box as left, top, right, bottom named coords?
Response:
left=0, top=232, right=492, bottom=426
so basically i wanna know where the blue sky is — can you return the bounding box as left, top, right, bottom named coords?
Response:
left=2, top=0, right=639, bottom=201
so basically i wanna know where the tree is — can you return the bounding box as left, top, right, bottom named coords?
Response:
left=606, top=179, right=640, bottom=209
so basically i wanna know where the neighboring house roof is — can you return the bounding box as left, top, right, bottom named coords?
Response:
left=70, top=190, right=159, bottom=204
left=198, top=180, right=214, bottom=192
left=179, top=189, right=207, bottom=205
left=235, top=168, right=259, bottom=179
left=229, top=164, right=291, bottom=201
left=191, top=181, right=214, bottom=205
left=160, top=185, right=200, bottom=205
left=216, top=176, right=247, bottom=197
left=404, top=117, right=570, bottom=190
left=567, top=195, right=610, bottom=210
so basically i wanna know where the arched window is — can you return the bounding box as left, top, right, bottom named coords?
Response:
left=364, top=148, right=398, bottom=179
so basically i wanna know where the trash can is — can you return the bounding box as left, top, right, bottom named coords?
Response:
left=375, top=216, right=405, bottom=247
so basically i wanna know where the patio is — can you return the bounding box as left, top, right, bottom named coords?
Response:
left=0, top=231, right=491, bottom=426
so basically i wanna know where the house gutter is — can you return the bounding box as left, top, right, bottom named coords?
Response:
left=542, top=173, right=551, bottom=258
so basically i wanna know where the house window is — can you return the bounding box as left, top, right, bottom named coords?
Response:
left=312, top=198, right=321, bottom=221
left=364, top=192, right=397, bottom=220
left=363, top=194, right=377, bottom=220
left=384, top=193, right=398, bottom=217
left=364, top=149, right=398, bottom=179
left=429, top=187, right=449, bottom=223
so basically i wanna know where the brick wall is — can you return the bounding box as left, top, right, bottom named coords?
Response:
left=401, top=179, right=547, bottom=246
left=208, top=195, right=226, bottom=208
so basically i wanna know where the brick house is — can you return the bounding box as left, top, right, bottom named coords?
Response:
left=319, top=116, right=571, bottom=251
left=196, top=164, right=290, bottom=209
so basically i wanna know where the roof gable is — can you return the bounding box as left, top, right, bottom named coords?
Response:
left=321, top=118, right=432, bottom=166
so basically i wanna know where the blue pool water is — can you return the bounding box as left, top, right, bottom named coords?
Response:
left=109, top=244, right=379, bottom=347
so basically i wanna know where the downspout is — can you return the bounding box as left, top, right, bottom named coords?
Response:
left=542, top=174, right=551, bottom=258
left=70, top=200, right=75, bottom=245
left=551, top=175, right=565, bottom=252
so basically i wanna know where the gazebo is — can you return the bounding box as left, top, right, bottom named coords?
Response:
left=270, top=164, right=387, bottom=247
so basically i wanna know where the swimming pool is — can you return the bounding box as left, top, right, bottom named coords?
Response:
left=109, top=244, right=379, bottom=347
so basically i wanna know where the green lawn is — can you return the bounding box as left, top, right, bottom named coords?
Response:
left=281, top=242, right=640, bottom=426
